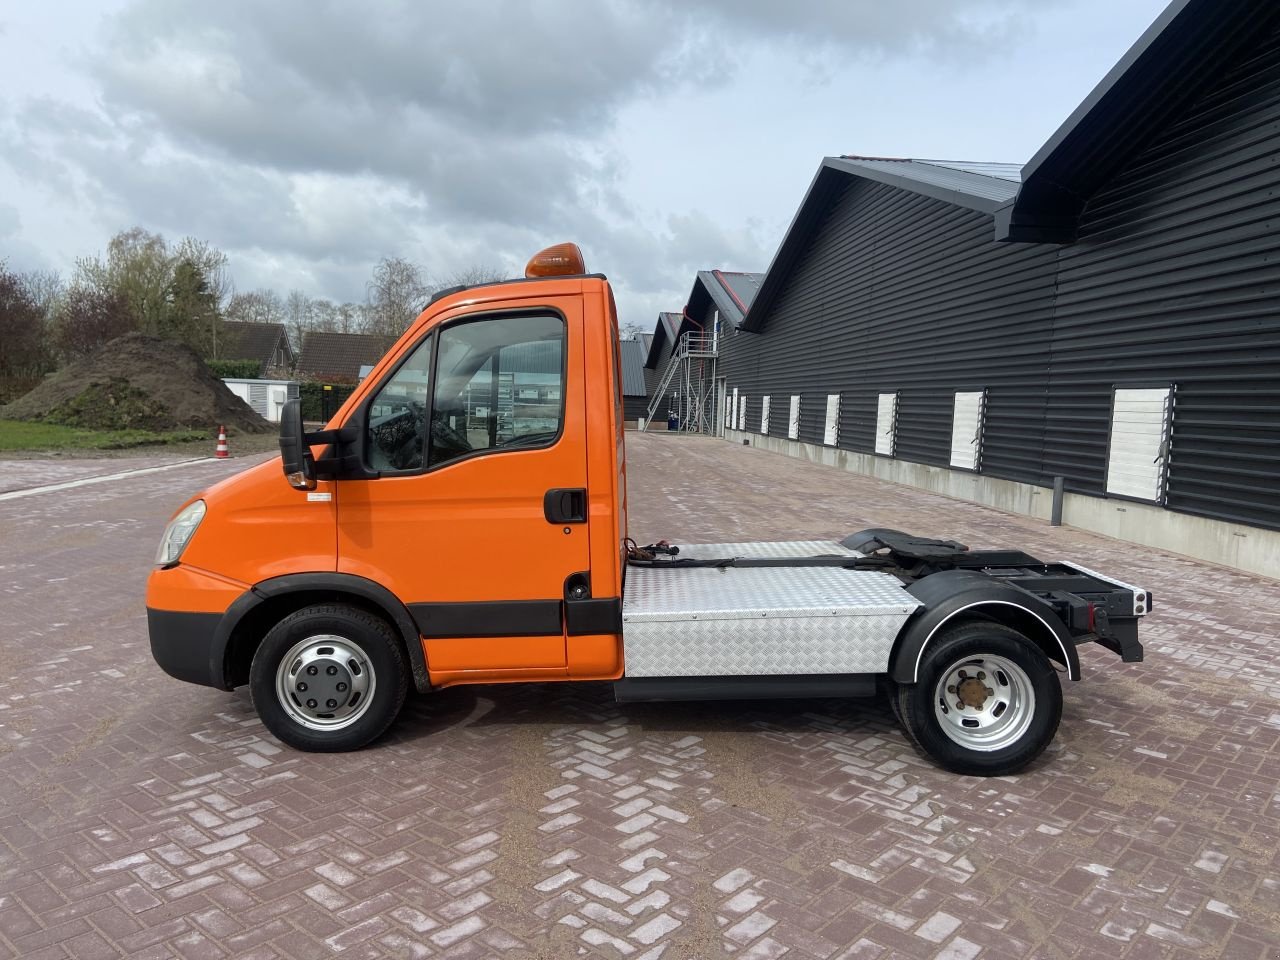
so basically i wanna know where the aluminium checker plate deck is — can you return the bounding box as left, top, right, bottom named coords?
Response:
left=622, top=541, right=921, bottom=678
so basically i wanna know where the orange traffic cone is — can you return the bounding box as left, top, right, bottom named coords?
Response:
left=215, top=425, right=229, bottom=459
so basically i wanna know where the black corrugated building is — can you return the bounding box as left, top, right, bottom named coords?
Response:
left=717, top=0, right=1280, bottom=576
left=618, top=338, right=651, bottom=422
left=643, top=312, right=685, bottom=388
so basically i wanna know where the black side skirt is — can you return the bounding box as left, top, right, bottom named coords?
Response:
left=613, top=674, right=877, bottom=703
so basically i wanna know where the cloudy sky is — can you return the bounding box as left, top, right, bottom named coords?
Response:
left=1, top=0, right=1170, bottom=329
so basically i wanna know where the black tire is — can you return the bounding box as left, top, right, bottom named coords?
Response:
left=250, top=603, right=408, bottom=752
left=896, top=622, right=1062, bottom=776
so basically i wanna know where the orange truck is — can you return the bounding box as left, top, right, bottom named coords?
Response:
left=147, top=244, right=1148, bottom=776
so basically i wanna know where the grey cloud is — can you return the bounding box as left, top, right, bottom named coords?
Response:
left=0, top=201, right=20, bottom=236
left=677, top=0, right=1052, bottom=55
left=3, top=0, right=1071, bottom=316
left=0, top=203, right=53, bottom=272
left=86, top=0, right=1044, bottom=225
left=95, top=1, right=696, bottom=143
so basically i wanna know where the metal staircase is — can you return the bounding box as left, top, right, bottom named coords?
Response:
left=643, top=334, right=718, bottom=434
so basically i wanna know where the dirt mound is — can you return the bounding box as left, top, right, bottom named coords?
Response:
left=0, top=333, right=273, bottom=434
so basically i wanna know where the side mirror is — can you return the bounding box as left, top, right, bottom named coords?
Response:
left=279, top=399, right=317, bottom=490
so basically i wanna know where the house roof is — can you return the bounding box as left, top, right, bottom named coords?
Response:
left=688, top=270, right=765, bottom=330
left=999, top=0, right=1280, bottom=242
left=829, top=157, right=1022, bottom=212
left=218, top=321, right=292, bottom=369
left=296, top=332, right=399, bottom=382
left=618, top=339, right=648, bottom=397
left=742, top=156, right=1022, bottom=332
left=644, top=312, right=685, bottom=368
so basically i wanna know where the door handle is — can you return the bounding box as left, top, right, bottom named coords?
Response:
left=544, top=488, right=587, bottom=524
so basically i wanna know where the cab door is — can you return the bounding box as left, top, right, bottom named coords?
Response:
left=336, top=298, right=589, bottom=681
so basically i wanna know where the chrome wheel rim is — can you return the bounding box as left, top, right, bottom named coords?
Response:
left=275, top=634, right=375, bottom=731
left=933, top=653, right=1035, bottom=752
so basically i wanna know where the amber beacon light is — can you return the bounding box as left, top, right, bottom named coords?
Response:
left=525, top=242, right=586, bottom=278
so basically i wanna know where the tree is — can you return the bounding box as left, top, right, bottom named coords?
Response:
left=20, top=269, right=65, bottom=327
left=0, top=262, right=52, bottom=379
left=446, top=265, right=506, bottom=287
left=51, top=283, right=133, bottom=361
left=165, top=257, right=221, bottom=356
left=365, top=256, right=427, bottom=337
left=284, top=290, right=314, bottom=352
left=75, top=227, right=172, bottom=336
left=68, top=228, right=231, bottom=356
left=226, top=289, right=285, bottom=327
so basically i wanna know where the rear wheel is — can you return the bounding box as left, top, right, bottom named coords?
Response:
left=250, top=604, right=408, bottom=751
left=896, top=622, right=1062, bottom=776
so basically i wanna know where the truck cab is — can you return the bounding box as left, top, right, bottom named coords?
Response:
left=147, top=244, right=1148, bottom=776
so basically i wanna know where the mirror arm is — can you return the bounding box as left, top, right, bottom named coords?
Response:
left=304, top=425, right=361, bottom=446
left=308, top=424, right=381, bottom=481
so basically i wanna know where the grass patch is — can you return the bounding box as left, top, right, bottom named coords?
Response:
left=0, top=419, right=206, bottom=452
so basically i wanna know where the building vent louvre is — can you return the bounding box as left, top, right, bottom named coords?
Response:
left=1106, top=386, right=1174, bottom=503
left=824, top=395, right=841, bottom=446
left=875, top=392, right=898, bottom=456
left=949, top=390, right=987, bottom=471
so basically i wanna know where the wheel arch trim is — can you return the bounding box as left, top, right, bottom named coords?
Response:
left=913, top=601, right=1076, bottom=681
left=216, top=573, right=430, bottom=693
left=890, top=572, right=1079, bottom=684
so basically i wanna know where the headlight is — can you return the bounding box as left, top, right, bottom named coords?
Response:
left=156, top=500, right=206, bottom=565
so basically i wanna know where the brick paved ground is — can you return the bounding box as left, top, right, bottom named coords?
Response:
left=0, top=457, right=207, bottom=495
left=0, top=434, right=1277, bottom=959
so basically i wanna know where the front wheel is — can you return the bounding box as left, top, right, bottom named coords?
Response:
left=250, top=604, right=408, bottom=751
left=896, top=622, right=1062, bottom=776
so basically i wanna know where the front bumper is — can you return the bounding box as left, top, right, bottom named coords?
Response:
left=146, top=563, right=250, bottom=689
left=147, top=607, right=227, bottom=688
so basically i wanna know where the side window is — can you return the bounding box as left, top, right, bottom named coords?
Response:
left=429, top=313, right=565, bottom=468
left=367, top=334, right=433, bottom=472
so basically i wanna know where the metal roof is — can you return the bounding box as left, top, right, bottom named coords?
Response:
left=500, top=340, right=561, bottom=376
left=743, top=155, right=1023, bottom=333
left=716, top=271, right=764, bottom=313
left=618, top=338, right=647, bottom=397
left=692, top=270, right=764, bottom=329
left=1000, top=0, right=1279, bottom=242
left=645, top=312, right=685, bottom=368
left=912, top=160, right=1022, bottom=183
left=831, top=157, right=1021, bottom=210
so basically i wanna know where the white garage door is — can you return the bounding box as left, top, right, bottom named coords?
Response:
left=787, top=396, right=801, bottom=440
left=761, top=395, right=771, bottom=435
left=1106, top=386, right=1173, bottom=502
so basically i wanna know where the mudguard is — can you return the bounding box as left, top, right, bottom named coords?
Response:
left=215, top=573, right=430, bottom=693
left=890, top=569, right=1079, bottom=683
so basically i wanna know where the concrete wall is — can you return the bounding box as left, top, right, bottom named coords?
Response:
left=725, top=429, right=1280, bottom=580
